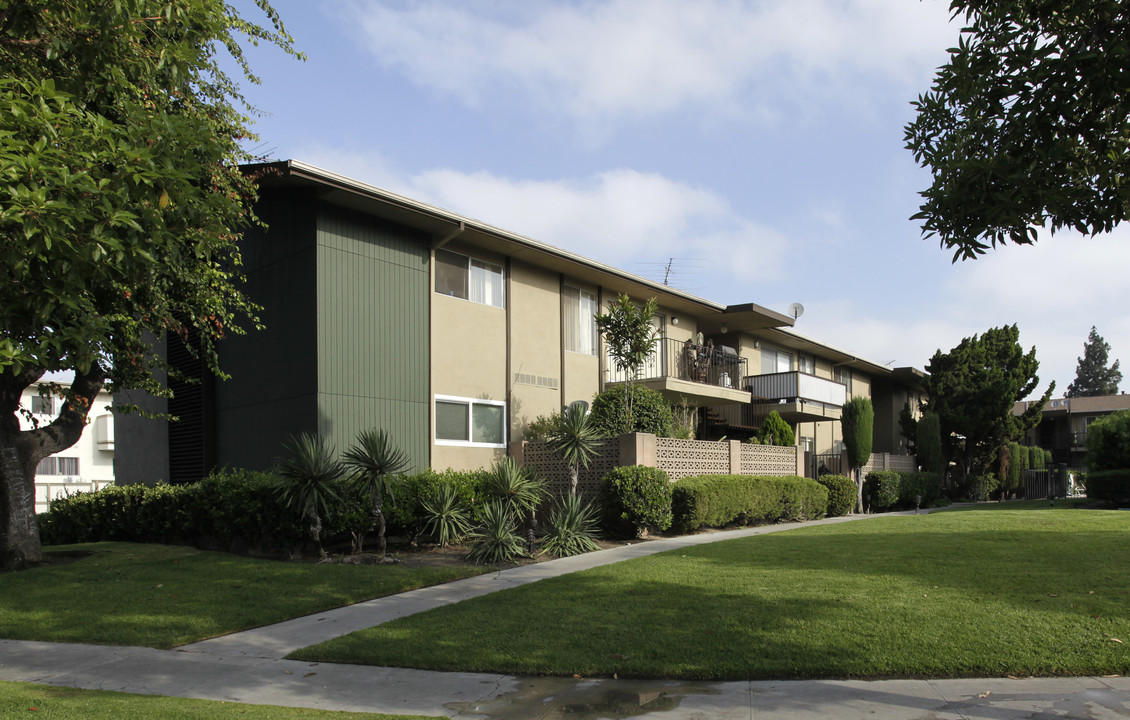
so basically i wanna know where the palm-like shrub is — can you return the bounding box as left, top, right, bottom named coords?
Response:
left=420, top=482, right=472, bottom=547
left=276, top=433, right=345, bottom=559
left=546, top=403, right=604, bottom=495
left=466, top=499, right=524, bottom=564
left=482, top=458, right=546, bottom=525
left=343, top=428, right=409, bottom=557
left=541, top=493, right=602, bottom=557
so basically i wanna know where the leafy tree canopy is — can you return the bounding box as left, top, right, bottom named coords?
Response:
left=922, top=324, right=1053, bottom=478
left=905, top=1, right=1130, bottom=260
left=0, top=0, right=300, bottom=567
left=1066, top=326, right=1122, bottom=397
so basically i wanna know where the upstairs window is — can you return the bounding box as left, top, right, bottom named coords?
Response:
left=761, top=346, right=793, bottom=374
left=36, top=457, right=79, bottom=476
left=834, top=366, right=853, bottom=396
left=798, top=355, right=815, bottom=374
left=564, top=286, right=597, bottom=355
left=435, top=249, right=504, bottom=308
left=31, top=395, right=54, bottom=415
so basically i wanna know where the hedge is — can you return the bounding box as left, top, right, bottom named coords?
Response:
left=1086, top=469, right=1130, bottom=506
left=600, top=465, right=673, bottom=538
left=817, top=474, right=855, bottom=517
left=671, top=474, right=827, bottom=533
left=863, top=470, right=901, bottom=511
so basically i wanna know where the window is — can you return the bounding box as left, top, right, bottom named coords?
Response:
left=834, top=366, right=853, bottom=396
left=434, top=249, right=504, bottom=308
left=435, top=395, right=506, bottom=447
left=31, top=395, right=54, bottom=415
left=36, top=457, right=79, bottom=476
left=761, top=346, right=793, bottom=374
left=798, top=355, right=815, bottom=374
left=564, top=286, right=597, bottom=355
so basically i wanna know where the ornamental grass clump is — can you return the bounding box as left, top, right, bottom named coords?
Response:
left=466, top=499, right=524, bottom=564
left=420, top=482, right=472, bottom=547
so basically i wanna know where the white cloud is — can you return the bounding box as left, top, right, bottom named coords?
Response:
left=342, top=0, right=957, bottom=133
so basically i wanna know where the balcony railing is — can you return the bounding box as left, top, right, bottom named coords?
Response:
left=746, top=371, right=847, bottom=406
left=606, top=337, right=747, bottom=391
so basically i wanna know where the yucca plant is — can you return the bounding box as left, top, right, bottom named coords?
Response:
left=546, top=403, right=604, bottom=496
left=276, top=433, right=345, bottom=559
left=343, top=428, right=409, bottom=557
left=466, top=499, right=524, bottom=564
left=482, top=457, right=546, bottom=526
left=420, top=482, right=472, bottom=547
left=540, top=493, right=602, bottom=558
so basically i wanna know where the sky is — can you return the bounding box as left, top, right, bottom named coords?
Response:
left=225, top=0, right=1129, bottom=400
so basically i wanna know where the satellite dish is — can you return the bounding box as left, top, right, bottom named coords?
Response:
left=788, top=302, right=805, bottom=320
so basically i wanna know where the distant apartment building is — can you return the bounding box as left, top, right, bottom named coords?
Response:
left=1015, top=394, right=1130, bottom=470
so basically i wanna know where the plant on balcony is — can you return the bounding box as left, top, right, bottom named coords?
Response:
left=594, top=293, right=660, bottom=429
left=757, top=411, right=795, bottom=446
left=546, top=402, right=604, bottom=496
left=589, top=384, right=674, bottom=438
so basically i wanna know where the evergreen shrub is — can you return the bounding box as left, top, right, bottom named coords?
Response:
left=817, top=474, right=856, bottom=517
left=863, top=470, right=901, bottom=511
left=671, top=474, right=827, bottom=533
left=600, top=465, right=673, bottom=537
left=1086, top=469, right=1130, bottom=505
left=1087, top=410, right=1130, bottom=472
left=588, top=384, right=674, bottom=438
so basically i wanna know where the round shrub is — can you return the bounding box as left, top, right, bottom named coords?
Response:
left=600, top=465, right=673, bottom=537
left=863, top=470, right=901, bottom=511
left=758, top=411, right=795, bottom=446
left=1087, top=409, right=1130, bottom=472
left=588, top=384, right=674, bottom=437
left=817, top=474, right=855, bottom=517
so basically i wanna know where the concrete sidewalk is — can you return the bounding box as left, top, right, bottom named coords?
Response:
left=4, top=510, right=1129, bottom=718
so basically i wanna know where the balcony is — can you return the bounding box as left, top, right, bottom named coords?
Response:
left=605, top=337, right=750, bottom=406
left=716, top=371, right=846, bottom=428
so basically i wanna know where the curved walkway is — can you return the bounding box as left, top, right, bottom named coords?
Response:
left=3, top=510, right=1130, bottom=719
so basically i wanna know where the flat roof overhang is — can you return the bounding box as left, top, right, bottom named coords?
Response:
left=751, top=399, right=843, bottom=424
left=247, top=160, right=796, bottom=330
left=609, top=378, right=751, bottom=407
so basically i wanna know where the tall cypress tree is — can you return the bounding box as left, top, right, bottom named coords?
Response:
left=1066, top=327, right=1122, bottom=398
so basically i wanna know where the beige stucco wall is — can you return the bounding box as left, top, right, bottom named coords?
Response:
left=509, top=261, right=564, bottom=441
left=429, top=244, right=508, bottom=472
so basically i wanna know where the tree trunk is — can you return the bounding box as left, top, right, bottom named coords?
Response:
left=374, top=495, right=386, bottom=558
left=569, top=466, right=578, bottom=496
left=0, top=445, right=40, bottom=569
left=855, top=467, right=864, bottom=514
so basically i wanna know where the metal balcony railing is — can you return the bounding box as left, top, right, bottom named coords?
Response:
left=606, top=337, right=747, bottom=391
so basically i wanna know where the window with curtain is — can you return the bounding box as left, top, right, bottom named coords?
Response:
left=563, top=286, right=597, bottom=355
left=434, top=249, right=504, bottom=309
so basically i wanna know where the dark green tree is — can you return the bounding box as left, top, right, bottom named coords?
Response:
left=905, top=1, right=1130, bottom=260
left=757, top=410, right=795, bottom=447
left=343, top=428, right=409, bottom=557
left=842, top=396, right=874, bottom=512
left=916, top=412, right=943, bottom=477
left=922, top=325, right=1054, bottom=482
left=0, top=1, right=300, bottom=568
left=1087, top=410, right=1130, bottom=471
left=898, top=401, right=918, bottom=453
left=1066, top=326, right=1122, bottom=397
left=594, top=294, right=659, bottom=428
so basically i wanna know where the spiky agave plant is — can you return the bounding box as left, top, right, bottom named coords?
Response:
left=343, top=428, right=409, bottom=557
left=482, top=457, right=546, bottom=526
left=420, top=482, right=472, bottom=547
left=466, top=499, right=524, bottom=564
left=540, top=493, right=602, bottom=557
left=276, top=433, right=345, bottom=559
left=546, top=403, right=604, bottom=496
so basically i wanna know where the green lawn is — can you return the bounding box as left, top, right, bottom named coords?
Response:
left=292, top=503, right=1130, bottom=680
left=0, top=543, right=485, bottom=648
left=0, top=681, right=438, bottom=719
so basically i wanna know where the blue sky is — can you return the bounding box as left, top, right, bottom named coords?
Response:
left=228, top=0, right=1129, bottom=399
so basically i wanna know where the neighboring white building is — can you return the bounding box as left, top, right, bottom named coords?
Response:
left=19, top=383, right=115, bottom=513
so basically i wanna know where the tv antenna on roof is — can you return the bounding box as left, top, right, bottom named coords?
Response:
left=788, top=302, right=805, bottom=321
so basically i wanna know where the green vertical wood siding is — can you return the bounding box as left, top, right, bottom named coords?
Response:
left=315, top=206, right=430, bottom=472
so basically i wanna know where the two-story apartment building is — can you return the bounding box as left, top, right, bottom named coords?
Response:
left=1014, top=394, right=1130, bottom=470
left=115, top=161, right=921, bottom=485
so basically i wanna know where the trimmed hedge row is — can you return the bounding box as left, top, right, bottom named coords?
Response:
left=1086, top=469, right=1130, bottom=505
left=864, top=470, right=945, bottom=511
left=600, top=465, right=673, bottom=538
left=670, top=474, right=828, bottom=534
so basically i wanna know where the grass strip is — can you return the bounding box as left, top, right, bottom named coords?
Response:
left=293, top=503, right=1130, bottom=680
left=0, top=543, right=485, bottom=648
left=0, top=681, right=438, bottom=719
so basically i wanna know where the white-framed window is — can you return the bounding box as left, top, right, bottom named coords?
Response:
left=761, top=345, right=793, bottom=374
left=834, top=366, right=853, bottom=396
left=434, top=395, right=507, bottom=447
left=564, top=286, right=597, bottom=355
left=31, top=395, right=54, bottom=415
left=798, top=354, right=815, bottom=374
left=36, top=457, right=79, bottom=476
left=434, top=248, right=505, bottom=308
